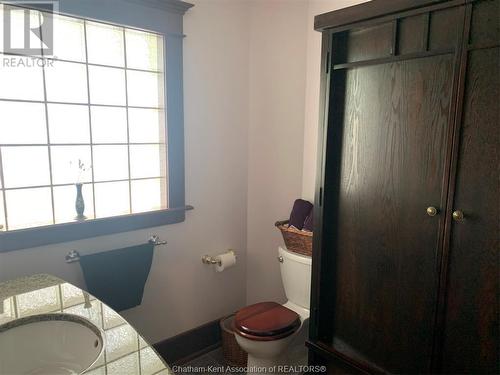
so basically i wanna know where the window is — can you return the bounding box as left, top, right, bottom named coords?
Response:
left=0, top=4, right=169, bottom=232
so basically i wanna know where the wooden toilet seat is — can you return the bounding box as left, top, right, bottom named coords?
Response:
left=233, top=302, right=300, bottom=341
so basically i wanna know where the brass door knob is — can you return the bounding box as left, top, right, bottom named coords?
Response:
left=426, top=206, right=438, bottom=217
left=452, top=210, right=465, bottom=222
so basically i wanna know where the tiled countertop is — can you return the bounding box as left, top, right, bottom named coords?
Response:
left=0, top=274, right=172, bottom=375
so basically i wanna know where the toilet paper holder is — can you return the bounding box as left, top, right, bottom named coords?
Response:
left=201, top=250, right=236, bottom=266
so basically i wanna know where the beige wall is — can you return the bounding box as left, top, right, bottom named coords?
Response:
left=246, top=0, right=308, bottom=304
left=245, top=0, right=370, bottom=304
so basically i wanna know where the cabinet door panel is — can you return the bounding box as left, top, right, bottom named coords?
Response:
left=320, top=55, right=454, bottom=373
left=441, top=47, right=499, bottom=374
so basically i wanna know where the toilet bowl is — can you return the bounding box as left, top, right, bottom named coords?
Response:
left=234, top=247, right=312, bottom=374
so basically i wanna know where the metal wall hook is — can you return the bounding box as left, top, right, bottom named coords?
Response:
left=149, top=235, right=167, bottom=246
left=65, top=250, right=80, bottom=263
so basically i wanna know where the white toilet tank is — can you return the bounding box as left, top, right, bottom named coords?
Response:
left=278, top=246, right=312, bottom=309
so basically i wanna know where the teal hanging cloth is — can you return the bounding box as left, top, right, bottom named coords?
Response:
left=79, top=243, right=154, bottom=312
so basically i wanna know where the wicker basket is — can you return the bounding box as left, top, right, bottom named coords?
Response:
left=220, top=315, right=247, bottom=367
left=275, top=220, right=313, bottom=257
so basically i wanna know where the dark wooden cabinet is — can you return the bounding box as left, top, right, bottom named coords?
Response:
left=308, top=1, right=499, bottom=373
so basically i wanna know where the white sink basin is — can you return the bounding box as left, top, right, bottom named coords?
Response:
left=0, top=313, right=104, bottom=375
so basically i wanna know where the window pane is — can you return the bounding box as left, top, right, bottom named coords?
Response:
left=50, top=146, right=92, bottom=184
left=2, top=146, right=50, bottom=188
left=92, top=145, right=129, bottom=182
left=89, top=66, right=126, bottom=105
left=0, top=102, right=47, bottom=144
left=94, top=181, right=129, bottom=218
left=51, top=13, right=86, bottom=62
left=130, top=145, right=164, bottom=179
left=0, top=6, right=42, bottom=54
left=86, top=21, right=125, bottom=67
left=0, top=11, right=169, bottom=233
left=125, top=29, right=163, bottom=71
left=5, top=187, right=53, bottom=229
left=45, top=61, right=88, bottom=103
left=48, top=104, right=90, bottom=143
left=127, top=71, right=163, bottom=108
left=0, top=193, right=5, bottom=231
left=0, top=58, right=44, bottom=101
left=0, top=4, right=3, bottom=49
left=131, top=178, right=166, bottom=213
left=30, top=9, right=44, bottom=53
left=91, top=106, right=127, bottom=143
left=128, top=108, right=165, bottom=143
left=53, top=184, right=94, bottom=223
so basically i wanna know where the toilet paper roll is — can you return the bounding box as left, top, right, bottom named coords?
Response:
left=215, top=251, right=236, bottom=272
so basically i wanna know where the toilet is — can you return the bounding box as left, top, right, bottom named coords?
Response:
left=234, top=246, right=312, bottom=374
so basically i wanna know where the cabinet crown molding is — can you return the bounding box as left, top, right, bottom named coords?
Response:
left=314, top=0, right=467, bottom=31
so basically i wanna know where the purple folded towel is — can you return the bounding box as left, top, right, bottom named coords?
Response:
left=289, top=199, right=313, bottom=230
left=303, top=209, right=313, bottom=232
